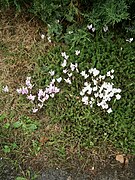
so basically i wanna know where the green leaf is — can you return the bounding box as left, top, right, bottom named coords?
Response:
left=3, top=122, right=10, bottom=129
left=13, top=121, right=22, bottom=128
left=3, top=145, right=10, bottom=153
left=15, top=177, right=27, bottom=180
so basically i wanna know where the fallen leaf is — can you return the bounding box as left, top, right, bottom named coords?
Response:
left=45, top=125, right=50, bottom=131
left=39, top=136, right=49, bottom=145
left=125, top=157, right=129, bottom=165
left=116, top=154, right=124, bottom=163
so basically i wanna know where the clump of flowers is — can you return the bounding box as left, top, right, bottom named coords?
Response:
left=80, top=68, right=121, bottom=113
left=16, top=76, right=60, bottom=113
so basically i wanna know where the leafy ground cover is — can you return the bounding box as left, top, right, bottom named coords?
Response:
left=0, top=6, right=135, bottom=179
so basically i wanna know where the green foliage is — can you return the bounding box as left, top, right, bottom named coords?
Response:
left=36, top=25, right=135, bottom=153
left=83, top=0, right=129, bottom=33
left=0, top=113, right=40, bottom=155
left=1, top=0, right=135, bottom=34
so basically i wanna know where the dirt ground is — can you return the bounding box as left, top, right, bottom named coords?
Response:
left=0, top=157, right=135, bottom=180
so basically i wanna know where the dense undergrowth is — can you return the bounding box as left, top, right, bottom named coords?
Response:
left=0, top=0, right=135, bottom=179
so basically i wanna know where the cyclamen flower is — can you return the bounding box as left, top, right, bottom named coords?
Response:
left=80, top=71, right=89, bottom=79
left=87, top=24, right=95, bottom=32
left=68, top=31, right=73, bottom=34
left=50, top=79, right=55, bottom=84
left=38, top=94, right=49, bottom=103
left=63, top=69, right=68, bottom=74
left=56, top=77, right=62, bottom=83
left=92, top=28, right=95, bottom=32
left=27, top=94, right=36, bottom=101
left=126, top=38, right=133, bottom=43
left=70, top=63, right=78, bottom=72
left=16, top=88, right=22, bottom=94
left=47, top=36, right=51, bottom=43
left=75, top=50, right=80, bottom=56
left=38, top=89, right=45, bottom=98
left=41, top=34, right=45, bottom=39
left=111, top=69, right=114, bottom=73
left=82, top=96, right=89, bottom=105
left=38, top=103, right=44, bottom=109
left=32, top=108, right=38, bottom=113
left=89, top=68, right=99, bottom=76
left=68, top=73, right=73, bottom=77
left=21, top=87, right=29, bottom=95
left=115, top=94, right=121, bottom=100
left=61, top=59, right=67, bottom=67
left=103, top=25, right=108, bottom=32
left=93, top=69, right=100, bottom=77
left=64, top=78, right=71, bottom=84
left=3, top=85, right=9, bottom=92
left=49, top=70, right=55, bottom=76
left=70, top=63, right=76, bottom=71
left=26, top=77, right=33, bottom=89
left=87, top=24, right=93, bottom=30
left=61, top=52, right=69, bottom=60
left=45, top=84, right=60, bottom=94
left=107, top=108, right=112, bottom=114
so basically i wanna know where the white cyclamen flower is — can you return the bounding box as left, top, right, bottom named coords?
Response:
left=92, top=27, right=96, bottom=32
left=68, top=31, right=73, bottom=34
left=82, top=96, right=89, bottom=105
left=75, top=50, right=80, bottom=56
left=70, top=63, right=76, bottom=71
left=107, top=108, right=112, bottom=114
left=61, top=52, right=69, bottom=60
left=92, top=68, right=100, bottom=77
left=115, top=94, right=121, bottom=100
left=47, top=36, right=51, bottom=43
left=64, top=78, right=71, bottom=84
left=41, top=34, right=45, bottom=39
left=61, top=59, right=67, bottom=67
left=32, top=108, right=38, bottom=113
left=3, top=85, right=9, bottom=92
left=87, top=24, right=93, bottom=30
left=56, top=77, right=62, bottom=83
left=103, top=25, right=108, bottom=32
left=49, top=70, right=55, bottom=76
left=63, top=69, right=68, bottom=74
left=81, top=70, right=89, bottom=78
left=126, top=38, right=133, bottom=43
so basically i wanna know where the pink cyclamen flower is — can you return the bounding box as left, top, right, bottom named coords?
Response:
left=38, top=89, right=45, bottom=97
left=21, top=87, right=29, bottom=95
left=26, top=77, right=33, bottom=89
left=27, top=94, right=36, bottom=101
